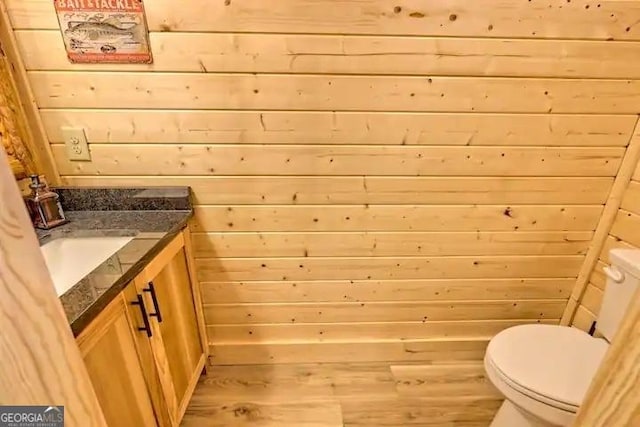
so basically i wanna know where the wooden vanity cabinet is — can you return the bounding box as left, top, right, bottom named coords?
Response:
left=78, top=228, right=207, bottom=427
left=134, top=230, right=207, bottom=425
left=76, top=289, right=158, bottom=427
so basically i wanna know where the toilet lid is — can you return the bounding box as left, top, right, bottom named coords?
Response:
left=486, top=324, right=609, bottom=408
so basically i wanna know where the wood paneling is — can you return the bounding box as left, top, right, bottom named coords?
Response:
left=193, top=231, right=592, bottom=258
left=18, top=31, right=640, bottom=79
left=571, top=209, right=640, bottom=329
left=572, top=304, right=598, bottom=332
left=209, top=338, right=490, bottom=365
left=51, top=144, right=624, bottom=177
left=569, top=130, right=640, bottom=330
left=620, top=180, right=640, bottom=213
left=0, top=30, right=34, bottom=178
left=29, top=72, right=640, bottom=113
left=207, top=320, right=557, bottom=343
left=9, top=0, right=640, bottom=40
left=563, top=123, right=640, bottom=322
left=0, top=3, right=57, bottom=183
left=634, top=160, right=640, bottom=181
left=192, top=205, right=602, bottom=232
left=200, top=279, right=574, bottom=303
left=203, top=299, right=564, bottom=324
left=600, top=236, right=636, bottom=264
left=40, top=111, right=635, bottom=146
left=8, top=0, right=640, bottom=366
left=610, top=209, right=640, bottom=248
left=52, top=145, right=624, bottom=176
left=196, top=256, right=582, bottom=282
left=59, top=176, right=614, bottom=205
left=581, top=284, right=605, bottom=315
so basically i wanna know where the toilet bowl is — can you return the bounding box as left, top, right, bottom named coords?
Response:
left=484, top=324, right=608, bottom=426
left=485, top=249, right=640, bottom=427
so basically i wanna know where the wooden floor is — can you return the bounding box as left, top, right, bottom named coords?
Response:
left=181, top=362, right=502, bottom=426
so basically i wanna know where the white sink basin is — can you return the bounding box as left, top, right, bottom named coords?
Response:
left=40, top=236, right=134, bottom=296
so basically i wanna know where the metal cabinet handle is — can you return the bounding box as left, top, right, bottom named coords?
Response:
left=131, top=294, right=153, bottom=337
left=143, top=281, right=163, bottom=323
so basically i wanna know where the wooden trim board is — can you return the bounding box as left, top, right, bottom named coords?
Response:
left=562, top=116, right=640, bottom=325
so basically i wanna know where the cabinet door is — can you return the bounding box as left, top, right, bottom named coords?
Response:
left=138, top=237, right=205, bottom=425
left=77, top=292, right=157, bottom=427
left=123, top=280, right=174, bottom=427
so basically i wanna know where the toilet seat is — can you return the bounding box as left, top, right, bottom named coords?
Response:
left=485, top=324, right=608, bottom=412
left=486, top=354, right=578, bottom=413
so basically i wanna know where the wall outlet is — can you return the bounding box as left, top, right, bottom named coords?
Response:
left=62, top=127, right=91, bottom=161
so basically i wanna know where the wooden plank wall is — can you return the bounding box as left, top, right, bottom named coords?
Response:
left=0, top=34, right=34, bottom=179
left=7, top=0, right=640, bottom=364
left=571, top=150, right=640, bottom=332
left=0, top=1, right=59, bottom=184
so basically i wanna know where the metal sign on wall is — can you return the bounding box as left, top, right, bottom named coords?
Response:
left=54, top=0, right=153, bottom=64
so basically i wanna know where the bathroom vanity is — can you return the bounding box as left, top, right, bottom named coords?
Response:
left=39, top=187, right=207, bottom=427
left=77, top=230, right=205, bottom=427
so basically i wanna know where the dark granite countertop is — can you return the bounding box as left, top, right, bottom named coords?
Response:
left=37, top=187, right=192, bottom=336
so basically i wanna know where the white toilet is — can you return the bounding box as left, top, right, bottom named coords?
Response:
left=484, top=249, right=640, bottom=427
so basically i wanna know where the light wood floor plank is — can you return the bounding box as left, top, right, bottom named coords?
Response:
left=181, top=362, right=502, bottom=426
left=188, top=363, right=397, bottom=403
left=391, top=363, right=500, bottom=399
left=340, top=397, right=500, bottom=426
left=182, top=401, right=344, bottom=427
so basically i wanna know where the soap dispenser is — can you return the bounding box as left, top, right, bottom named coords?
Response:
left=25, top=175, right=68, bottom=229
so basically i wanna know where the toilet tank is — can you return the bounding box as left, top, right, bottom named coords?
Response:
left=598, top=249, right=640, bottom=341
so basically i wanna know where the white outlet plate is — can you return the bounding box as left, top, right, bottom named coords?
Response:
left=62, top=127, right=91, bottom=161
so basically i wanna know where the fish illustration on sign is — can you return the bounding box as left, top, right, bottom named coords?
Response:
left=54, top=0, right=152, bottom=64
left=66, top=21, right=135, bottom=41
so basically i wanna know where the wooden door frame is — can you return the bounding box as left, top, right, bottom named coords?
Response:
left=0, top=146, right=105, bottom=425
